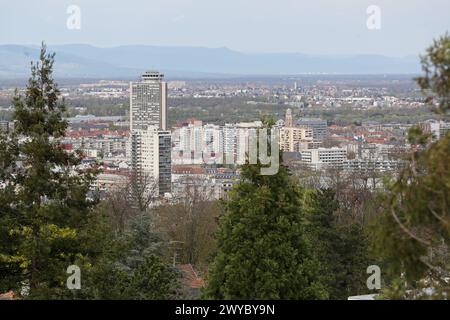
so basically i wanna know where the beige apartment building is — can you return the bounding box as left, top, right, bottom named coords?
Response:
left=279, top=126, right=314, bottom=152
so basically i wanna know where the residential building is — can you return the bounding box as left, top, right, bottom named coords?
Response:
left=279, top=126, right=313, bottom=152
left=295, top=118, right=328, bottom=140
left=131, top=127, right=171, bottom=196
left=236, top=121, right=262, bottom=165
left=299, top=147, right=347, bottom=169
left=0, top=120, right=8, bottom=132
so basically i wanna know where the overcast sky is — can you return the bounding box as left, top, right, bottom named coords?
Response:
left=1, top=0, right=449, bottom=56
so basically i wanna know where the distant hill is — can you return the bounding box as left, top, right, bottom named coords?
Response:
left=0, top=44, right=421, bottom=79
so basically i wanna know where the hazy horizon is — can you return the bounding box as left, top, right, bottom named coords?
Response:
left=0, top=43, right=426, bottom=59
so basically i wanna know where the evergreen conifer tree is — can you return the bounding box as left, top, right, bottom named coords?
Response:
left=0, top=44, right=98, bottom=298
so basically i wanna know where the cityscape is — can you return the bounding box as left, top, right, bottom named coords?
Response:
left=2, top=72, right=447, bottom=203
left=0, top=0, right=449, bottom=314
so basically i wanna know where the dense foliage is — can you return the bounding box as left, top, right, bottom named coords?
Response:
left=204, top=156, right=330, bottom=299
left=373, top=34, right=450, bottom=299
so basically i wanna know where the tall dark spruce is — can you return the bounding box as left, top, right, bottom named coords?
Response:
left=204, top=121, right=328, bottom=299
left=0, top=44, right=98, bottom=298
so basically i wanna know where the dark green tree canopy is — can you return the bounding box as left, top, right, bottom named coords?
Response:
left=204, top=154, right=328, bottom=299
left=0, top=44, right=97, bottom=298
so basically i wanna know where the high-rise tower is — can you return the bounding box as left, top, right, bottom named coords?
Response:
left=130, top=71, right=167, bottom=131
left=130, top=71, right=171, bottom=197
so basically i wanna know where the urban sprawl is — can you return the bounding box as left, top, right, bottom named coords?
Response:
left=1, top=72, right=448, bottom=203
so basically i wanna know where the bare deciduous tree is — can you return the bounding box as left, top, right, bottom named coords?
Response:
left=156, top=176, right=221, bottom=272
left=106, top=171, right=158, bottom=233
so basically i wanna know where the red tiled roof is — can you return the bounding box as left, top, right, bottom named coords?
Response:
left=0, top=291, right=15, bottom=300
left=177, top=264, right=205, bottom=289
left=66, top=129, right=129, bottom=138
left=172, top=165, right=206, bottom=174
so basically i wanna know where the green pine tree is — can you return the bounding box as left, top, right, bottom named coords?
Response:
left=304, top=189, right=370, bottom=299
left=0, top=43, right=98, bottom=298
left=203, top=126, right=328, bottom=299
left=78, top=209, right=180, bottom=300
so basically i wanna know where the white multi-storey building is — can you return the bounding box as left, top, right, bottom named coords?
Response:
left=343, top=158, right=405, bottom=173
left=222, top=123, right=236, bottom=163
left=131, top=127, right=171, bottom=196
left=204, top=123, right=223, bottom=160
left=173, top=121, right=260, bottom=165
left=420, top=120, right=450, bottom=140
left=299, top=147, right=347, bottom=170
left=236, top=121, right=262, bottom=165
